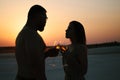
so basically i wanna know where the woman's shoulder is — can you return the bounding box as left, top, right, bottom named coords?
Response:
left=74, top=44, right=87, bottom=55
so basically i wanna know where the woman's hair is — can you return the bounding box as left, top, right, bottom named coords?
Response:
left=70, top=21, right=86, bottom=44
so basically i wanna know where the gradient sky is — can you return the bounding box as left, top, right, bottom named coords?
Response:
left=0, top=0, right=120, bottom=46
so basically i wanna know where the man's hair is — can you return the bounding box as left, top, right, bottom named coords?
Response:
left=28, top=5, right=47, bottom=19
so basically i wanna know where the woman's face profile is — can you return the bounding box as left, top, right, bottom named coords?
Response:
left=65, top=23, right=75, bottom=39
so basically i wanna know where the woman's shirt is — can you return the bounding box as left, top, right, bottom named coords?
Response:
left=62, top=44, right=88, bottom=76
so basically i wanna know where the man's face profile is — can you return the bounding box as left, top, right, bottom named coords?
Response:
left=36, top=13, right=47, bottom=31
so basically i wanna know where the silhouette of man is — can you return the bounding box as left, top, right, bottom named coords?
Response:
left=15, top=5, right=58, bottom=80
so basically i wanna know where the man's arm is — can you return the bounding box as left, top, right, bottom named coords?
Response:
left=24, top=31, right=46, bottom=80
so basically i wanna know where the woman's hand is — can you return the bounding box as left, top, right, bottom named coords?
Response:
left=45, top=47, right=59, bottom=57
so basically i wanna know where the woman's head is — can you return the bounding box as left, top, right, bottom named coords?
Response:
left=66, top=21, right=86, bottom=44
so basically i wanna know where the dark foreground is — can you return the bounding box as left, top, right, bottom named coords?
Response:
left=0, top=46, right=120, bottom=80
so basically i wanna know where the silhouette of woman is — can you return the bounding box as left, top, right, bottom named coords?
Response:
left=61, top=21, right=88, bottom=80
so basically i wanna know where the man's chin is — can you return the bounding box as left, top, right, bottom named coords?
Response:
left=39, top=29, right=44, bottom=32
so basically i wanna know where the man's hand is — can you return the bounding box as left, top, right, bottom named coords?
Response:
left=45, top=47, right=59, bottom=57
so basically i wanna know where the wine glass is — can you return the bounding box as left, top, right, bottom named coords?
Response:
left=54, top=41, right=68, bottom=54
left=49, top=41, right=61, bottom=67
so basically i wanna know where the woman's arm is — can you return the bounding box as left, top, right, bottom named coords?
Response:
left=77, top=46, right=88, bottom=76
left=44, top=47, right=59, bottom=58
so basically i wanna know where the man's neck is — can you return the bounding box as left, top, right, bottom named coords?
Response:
left=25, top=23, right=37, bottom=31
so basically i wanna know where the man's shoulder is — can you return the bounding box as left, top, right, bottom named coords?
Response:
left=20, top=27, right=37, bottom=37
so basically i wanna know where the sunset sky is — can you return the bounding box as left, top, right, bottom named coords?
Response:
left=0, top=0, right=120, bottom=46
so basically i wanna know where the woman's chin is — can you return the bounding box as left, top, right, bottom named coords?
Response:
left=65, top=35, right=69, bottom=39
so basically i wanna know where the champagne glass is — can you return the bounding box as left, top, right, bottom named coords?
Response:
left=55, top=41, right=68, bottom=53
left=49, top=41, right=60, bottom=67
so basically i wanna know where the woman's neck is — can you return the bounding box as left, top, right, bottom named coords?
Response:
left=70, top=38, right=78, bottom=45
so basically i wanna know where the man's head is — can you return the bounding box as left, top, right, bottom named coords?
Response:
left=27, top=5, right=47, bottom=31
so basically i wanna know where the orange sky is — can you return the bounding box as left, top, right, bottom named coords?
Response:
left=0, top=0, right=120, bottom=46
